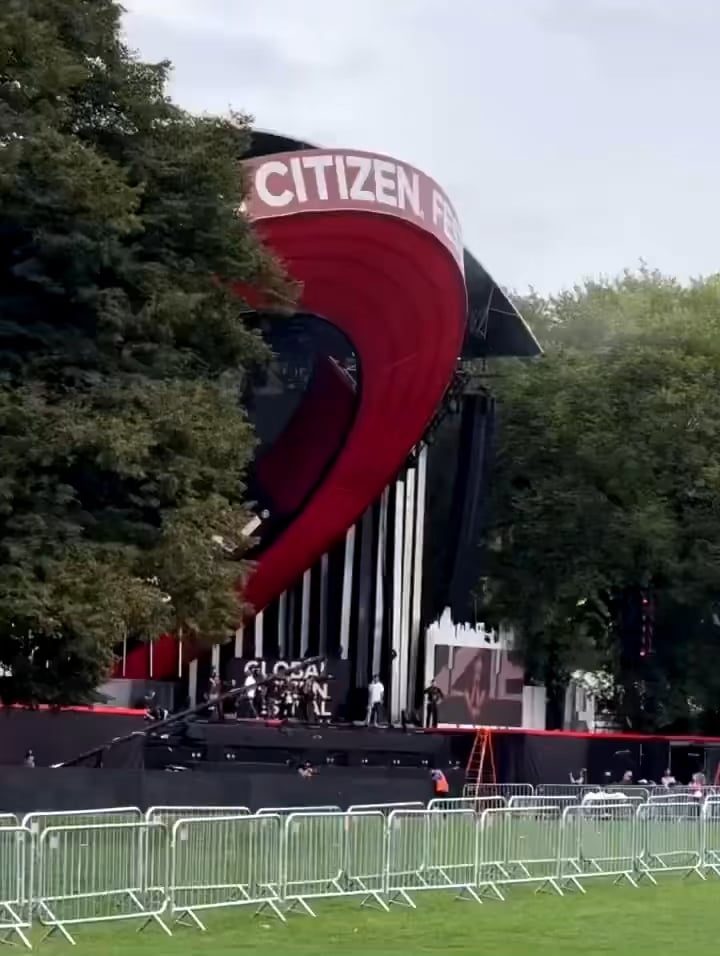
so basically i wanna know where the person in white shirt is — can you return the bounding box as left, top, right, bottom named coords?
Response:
left=366, top=675, right=384, bottom=726
left=243, top=667, right=259, bottom=718
left=661, top=768, right=677, bottom=787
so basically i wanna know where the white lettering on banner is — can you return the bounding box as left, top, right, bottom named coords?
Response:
left=432, top=189, right=462, bottom=261
left=302, top=154, right=334, bottom=200
left=255, top=160, right=292, bottom=208
left=245, top=149, right=464, bottom=271
left=242, top=658, right=334, bottom=718
left=335, top=155, right=349, bottom=199
left=346, top=155, right=374, bottom=202
left=373, top=159, right=396, bottom=207
left=289, top=157, right=307, bottom=202
left=254, top=155, right=424, bottom=212
left=397, top=164, right=422, bottom=217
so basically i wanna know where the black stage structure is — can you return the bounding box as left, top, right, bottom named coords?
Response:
left=3, top=705, right=720, bottom=814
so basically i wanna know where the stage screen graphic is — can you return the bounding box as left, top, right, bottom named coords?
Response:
left=432, top=645, right=524, bottom=726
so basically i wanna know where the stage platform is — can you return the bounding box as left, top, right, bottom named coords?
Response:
left=148, top=719, right=455, bottom=769
left=8, top=706, right=720, bottom=787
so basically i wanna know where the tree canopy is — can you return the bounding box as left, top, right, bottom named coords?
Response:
left=0, top=0, right=293, bottom=704
left=480, top=269, right=720, bottom=731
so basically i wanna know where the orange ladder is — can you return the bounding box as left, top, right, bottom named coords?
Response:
left=464, top=727, right=497, bottom=792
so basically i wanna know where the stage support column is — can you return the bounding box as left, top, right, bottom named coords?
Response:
left=372, top=487, right=389, bottom=677
left=339, top=525, right=356, bottom=660
left=287, top=590, right=295, bottom=658
left=407, top=443, right=427, bottom=711
left=254, top=610, right=264, bottom=658
left=234, top=626, right=243, bottom=658
left=277, top=593, right=287, bottom=657
left=390, top=476, right=406, bottom=722
left=319, top=553, right=329, bottom=656
left=398, top=464, right=416, bottom=717
left=210, top=643, right=220, bottom=674
left=300, top=569, right=311, bottom=657
left=355, top=507, right=374, bottom=687
left=188, top=659, right=198, bottom=707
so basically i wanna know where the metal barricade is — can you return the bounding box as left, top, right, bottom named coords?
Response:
left=462, top=783, right=533, bottom=801
left=0, top=826, right=32, bottom=949
left=648, top=790, right=704, bottom=804
left=478, top=805, right=562, bottom=899
left=536, top=784, right=598, bottom=800
left=0, top=815, right=19, bottom=827
left=702, top=798, right=720, bottom=875
left=168, top=813, right=284, bottom=927
left=559, top=802, right=638, bottom=891
left=22, top=807, right=143, bottom=837
left=343, top=811, right=388, bottom=909
left=35, top=821, right=169, bottom=945
left=348, top=802, right=424, bottom=815
left=636, top=801, right=704, bottom=883
left=257, top=805, right=340, bottom=816
left=385, top=809, right=482, bottom=907
left=649, top=786, right=719, bottom=800
left=282, top=811, right=387, bottom=916
left=428, top=796, right=506, bottom=813
left=145, top=805, right=251, bottom=892
left=603, top=786, right=650, bottom=802
left=23, top=806, right=144, bottom=907
left=580, top=792, right=645, bottom=812
left=509, top=794, right=579, bottom=812
left=146, top=805, right=251, bottom=825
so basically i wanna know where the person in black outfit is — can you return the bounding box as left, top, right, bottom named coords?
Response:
left=423, top=679, right=444, bottom=728
left=299, top=676, right=316, bottom=723
left=274, top=667, right=293, bottom=720
left=208, top=670, right=223, bottom=721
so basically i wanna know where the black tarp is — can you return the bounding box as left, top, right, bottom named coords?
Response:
left=0, top=765, right=454, bottom=814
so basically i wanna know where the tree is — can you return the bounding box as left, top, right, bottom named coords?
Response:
left=0, top=0, right=294, bottom=704
left=479, top=269, right=720, bottom=730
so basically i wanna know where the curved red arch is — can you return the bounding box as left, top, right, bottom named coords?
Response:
left=244, top=210, right=465, bottom=610
left=120, top=156, right=466, bottom=680
left=255, top=355, right=357, bottom=517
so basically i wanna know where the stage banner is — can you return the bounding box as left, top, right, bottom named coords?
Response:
left=243, top=149, right=464, bottom=272
left=227, top=657, right=350, bottom=720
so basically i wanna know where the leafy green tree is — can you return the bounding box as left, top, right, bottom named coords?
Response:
left=480, top=269, right=720, bottom=730
left=0, top=0, right=293, bottom=704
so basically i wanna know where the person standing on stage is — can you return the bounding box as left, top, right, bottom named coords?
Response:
left=208, top=669, right=222, bottom=721
left=242, top=665, right=259, bottom=718
left=366, top=675, right=384, bottom=726
left=423, top=678, right=444, bottom=728
left=299, top=675, right=317, bottom=723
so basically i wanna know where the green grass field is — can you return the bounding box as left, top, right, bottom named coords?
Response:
left=27, top=878, right=720, bottom=956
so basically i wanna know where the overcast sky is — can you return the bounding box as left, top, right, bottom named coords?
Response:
left=122, top=0, right=719, bottom=294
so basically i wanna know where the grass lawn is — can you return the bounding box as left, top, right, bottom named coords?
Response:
left=30, top=878, right=720, bottom=956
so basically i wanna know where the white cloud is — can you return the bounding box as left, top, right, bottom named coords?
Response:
left=121, top=0, right=720, bottom=293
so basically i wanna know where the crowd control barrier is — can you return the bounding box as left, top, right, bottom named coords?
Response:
left=385, top=808, right=483, bottom=906
left=348, top=801, right=424, bottom=815
left=168, top=813, right=284, bottom=926
left=479, top=805, right=563, bottom=898
left=0, top=826, right=32, bottom=948
left=35, top=821, right=169, bottom=945
left=558, top=802, right=638, bottom=890
left=283, top=811, right=388, bottom=915
left=462, top=783, right=533, bottom=801
left=3, top=790, right=720, bottom=945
